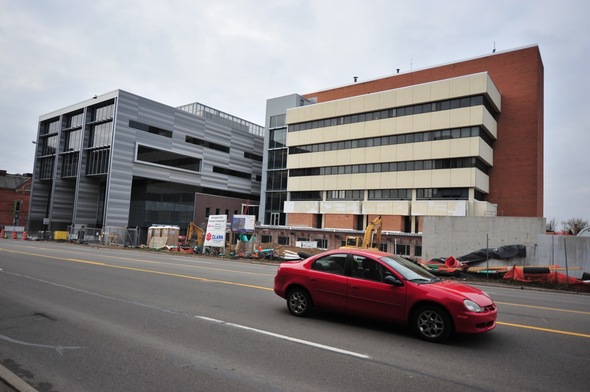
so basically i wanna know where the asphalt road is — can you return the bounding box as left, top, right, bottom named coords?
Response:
left=0, top=240, right=588, bottom=392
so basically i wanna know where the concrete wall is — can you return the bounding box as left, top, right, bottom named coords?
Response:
left=422, top=216, right=545, bottom=261
left=530, top=235, right=590, bottom=278
left=423, top=216, right=589, bottom=278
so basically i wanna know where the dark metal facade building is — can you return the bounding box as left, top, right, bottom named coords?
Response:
left=29, top=90, right=263, bottom=243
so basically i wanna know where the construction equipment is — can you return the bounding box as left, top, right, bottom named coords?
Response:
left=186, top=222, right=205, bottom=247
left=342, top=215, right=382, bottom=249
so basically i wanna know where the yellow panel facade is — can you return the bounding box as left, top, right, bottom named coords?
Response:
left=396, top=171, right=415, bottom=188
left=412, top=83, right=432, bottom=104
left=364, top=173, right=382, bottom=189
left=475, top=169, right=490, bottom=193
left=412, top=113, right=432, bottom=132
left=430, top=79, right=451, bottom=101
left=430, top=110, right=451, bottom=129
left=413, top=170, right=433, bottom=188
left=335, top=99, right=351, bottom=117
left=449, top=76, right=471, bottom=98
left=431, top=169, right=452, bottom=187
left=320, top=201, right=362, bottom=214
left=281, top=72, right=501, bottom=221
left=449, top=168, right=475, bottom=187
left=413, top=142, right=433, bottom=160
left=364, top=93, right=381, bottom=112
left=379, top=89, right=397, bottom=109
left=449, top=107, right=471, bottom=128
left=431, top=140, right=452, bottom=160
left=483, top=109, right=498, bottom=139
left=396, top=86, right=413, bottom=107
left=363, top=201, right=411, bottom=215
left=449, top=138, right=474, bottom=158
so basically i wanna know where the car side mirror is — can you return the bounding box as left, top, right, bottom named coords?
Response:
left=384, top=275, right=403, bottom=287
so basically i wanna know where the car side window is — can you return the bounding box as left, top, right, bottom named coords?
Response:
left=312, top=254, right=346, bottom=276
left=351, top=255, right=384, bottom=282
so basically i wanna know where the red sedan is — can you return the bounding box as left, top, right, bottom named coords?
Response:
left=274, top=248, right=497, bottom=342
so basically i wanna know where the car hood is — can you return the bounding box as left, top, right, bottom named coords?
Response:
left=429, top=280, right=493, bottom=305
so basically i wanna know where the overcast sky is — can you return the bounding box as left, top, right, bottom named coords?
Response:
left=1, top=0, right=588, bottom=228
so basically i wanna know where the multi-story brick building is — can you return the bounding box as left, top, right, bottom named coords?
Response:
left=0, top=170, right=31, bottom=230
left=260, top=45, right=543, bottom=256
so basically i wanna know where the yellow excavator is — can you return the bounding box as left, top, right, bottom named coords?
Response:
left=186, top=222, right=205, bottom=248
left=342, top=215, right=382, bottom=249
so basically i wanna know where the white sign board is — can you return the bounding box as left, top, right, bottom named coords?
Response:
left=231, top=215, right=256, bottom=233
left=296, top=241, right=318, bottom=249
left=204, top=215, right=227, bottom=247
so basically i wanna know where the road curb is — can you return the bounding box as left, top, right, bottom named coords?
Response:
left=0, top=364, right=37, bottom=392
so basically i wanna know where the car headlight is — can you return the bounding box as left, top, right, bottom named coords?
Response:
left=463, top=299, right=485, bottom=313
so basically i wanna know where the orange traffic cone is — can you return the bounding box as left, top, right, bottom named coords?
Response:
left=22, top=231, right=28, bottom=240
left=11, top=231, right=17, bottom=240
left=0, top=229, right=4, bottom=239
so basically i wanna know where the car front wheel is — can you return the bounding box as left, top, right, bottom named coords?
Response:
left=287, top=287, right=312, bottom=317
left=412, top=305, right=452, bottom=342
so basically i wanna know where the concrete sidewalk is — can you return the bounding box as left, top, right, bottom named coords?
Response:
left=0, top=364, right=36, bottom=392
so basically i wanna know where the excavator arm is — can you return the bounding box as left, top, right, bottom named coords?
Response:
left=361, top=215, right=382, bottom=248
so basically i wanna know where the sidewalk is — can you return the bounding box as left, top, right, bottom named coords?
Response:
left=0, top=364, right=36, bottom=392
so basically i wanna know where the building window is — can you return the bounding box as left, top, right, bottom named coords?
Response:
left=415, top=245, right=422, bottom=257
left=269, top=128, right=286, bottom=149
left=261, top=235, right=272, bottom=243
left=291, top=157, right=489, bottom=178
left=61, top=152, right=79, bottom=178
left=416, top=188, right=468, bottom=200
left=136, top=145, right=200, bottom=172
left=267, top=171, right=288, bottom=191
left=368, top=189, right=411, bottom=200
left=288, top=94, right=497, bottom=132
left=213, top=166, right=251, bottom=179
left=186, top=136, right=229, bottom=152
left=64, top=129, right=81, bottom=152
left=87, top=148, right=110, bottom=175
left=289, top=126, right=492, bottom=155
left=269, top=114, right=286, bottom=128
left=39, top=157, right=54, bottom=180
left=93, top=103, right=114, bottom=121
left=278, top=236, right=289, bottom=245
left=89, top=122, right=112, bottom=147
left=40, top=135, right=58, bottom=156
left=395, top=243, right=410, bottom=256
left=316, top=238, right=328, bottom=249
left=327, top=190, right=363, bottom=200
left=244, top=151, right=263, bottom=162
left=290, top=191, right=322, bottom=201
left=130, top=120, right=173, bottom=138
left=267, top=149, right=287, bottom=170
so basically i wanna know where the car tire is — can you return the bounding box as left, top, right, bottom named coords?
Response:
left=412, top=305, right=452, bottom=343
left=287, top=287, right=313, bottom=317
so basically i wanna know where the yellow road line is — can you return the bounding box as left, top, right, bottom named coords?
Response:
left=0, top=247, right=273, bottom=291
left=495, top=301, right=590, bottom=315
left=497, top=321, right=590, bottom=338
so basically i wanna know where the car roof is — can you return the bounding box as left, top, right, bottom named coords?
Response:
left=326, top=248, right=391, bottom=257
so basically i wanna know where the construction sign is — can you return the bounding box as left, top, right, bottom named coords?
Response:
left=204, top=215, right=227, bottom=247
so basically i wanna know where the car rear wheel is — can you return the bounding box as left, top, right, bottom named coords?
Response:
left=412, top=305, right=452, bottom=343
left=287, top=287, right=312, bottom=317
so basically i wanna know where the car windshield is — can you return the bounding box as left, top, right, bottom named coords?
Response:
left=380, top=254, right=437, bottom=282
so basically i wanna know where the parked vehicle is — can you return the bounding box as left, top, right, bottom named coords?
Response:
left=274, top=248, right=497, bottom=342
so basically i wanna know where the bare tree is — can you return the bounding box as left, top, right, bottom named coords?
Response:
left=561, top=218, right=589, bottom=235
left=545, top=217, right=556, bottom=232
